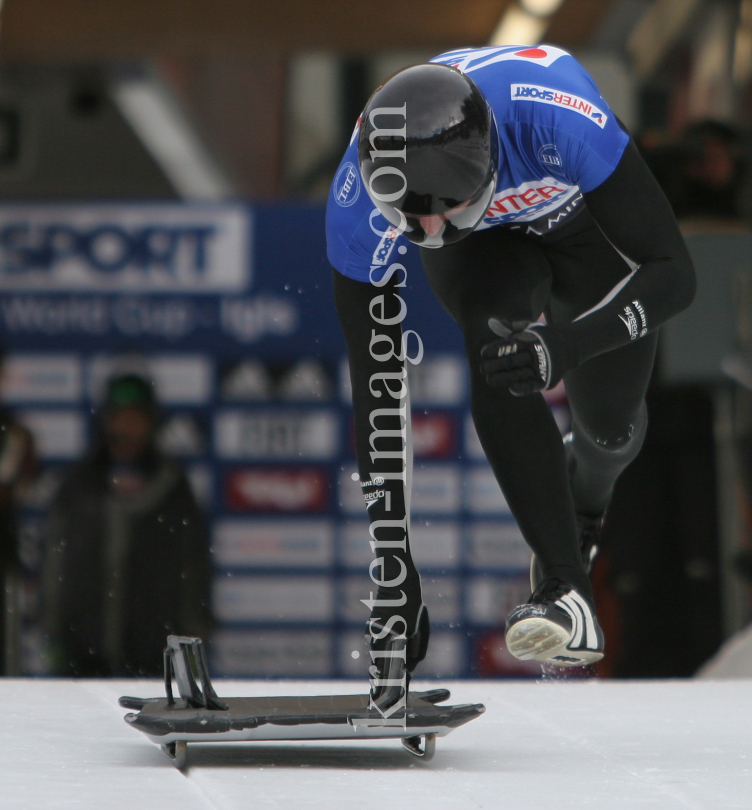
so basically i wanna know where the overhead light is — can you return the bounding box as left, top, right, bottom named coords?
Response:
left=490, top=6, right=547, bottom=46
left=111, top=73, right=234, bottom=201
left=489, top=0, right=564, bottom=47
left=520, top=0, right=564, bottom=17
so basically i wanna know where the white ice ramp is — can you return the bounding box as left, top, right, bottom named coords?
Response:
left=3, top=678, right=752, bottom=809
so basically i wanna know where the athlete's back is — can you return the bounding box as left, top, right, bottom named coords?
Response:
left=326, top=45, right=628, bottom=280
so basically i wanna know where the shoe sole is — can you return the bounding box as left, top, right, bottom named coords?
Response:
left=505, top=616, right=571, bottom=661
left=505, top=616, right=603, bottom=667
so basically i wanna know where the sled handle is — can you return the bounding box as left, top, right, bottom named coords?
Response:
left=164, top=635, right=227, bottom=710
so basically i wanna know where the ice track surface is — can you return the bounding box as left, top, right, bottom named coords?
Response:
left=4, top=678, right=752, bottom=810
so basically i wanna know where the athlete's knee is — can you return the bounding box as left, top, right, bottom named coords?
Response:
left=571, top=401, right=647, bottom=458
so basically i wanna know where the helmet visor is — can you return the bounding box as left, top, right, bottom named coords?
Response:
left=372, top=173, right=496, bottom=248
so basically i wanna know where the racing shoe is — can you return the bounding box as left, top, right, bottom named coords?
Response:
left=505, top=579, right=604, bottom=667
left=530, top=510, right=604, bottom=591
left=367, top=604, right=430, bottom=710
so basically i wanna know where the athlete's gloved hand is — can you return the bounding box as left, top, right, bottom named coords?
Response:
left=480, top=318, right=577, bottom=396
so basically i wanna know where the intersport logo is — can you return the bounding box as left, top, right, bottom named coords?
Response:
left=0, top=202, right=250, bottom=292
left=511, top=84, right=608, bottom=128
left=479, top=177, right=580, bottom=226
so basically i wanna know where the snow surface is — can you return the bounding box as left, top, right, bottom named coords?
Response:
left=698, top=623, right=752, bottom=678
left=3, top=678, right=752, bottom=809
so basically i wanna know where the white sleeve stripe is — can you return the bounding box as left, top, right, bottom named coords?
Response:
left=573, top=266, right=638, bottom=323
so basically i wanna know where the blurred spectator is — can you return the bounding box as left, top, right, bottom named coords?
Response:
left=41, top=373, right=211, bottom=677
left=677, top=120, right=744, bottom=220
left=642, top=120, right=745, bottom=221
left=0, top=348, right=37, bottom=675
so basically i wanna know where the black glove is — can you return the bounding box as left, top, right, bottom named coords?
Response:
left=480, top=318, right=577, bottom=396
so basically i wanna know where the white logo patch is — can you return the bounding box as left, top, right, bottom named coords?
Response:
left=511, top=84, right=608, bottom=128
left=371, top=225, right=400, bottom=266
left=632, top=299, right=648, bottom=337
left=618, top=305, right=639, bottom=340
left=333, top=162, right=361, bottom=207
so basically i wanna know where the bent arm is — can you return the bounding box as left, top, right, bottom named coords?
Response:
left=560, top=139, right=696, bottom=364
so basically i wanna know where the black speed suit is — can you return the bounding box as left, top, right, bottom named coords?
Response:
left=334, top=140, right=695, bottom=624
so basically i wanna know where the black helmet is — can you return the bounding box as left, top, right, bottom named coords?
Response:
left=358, top=63, right=498, bottom=248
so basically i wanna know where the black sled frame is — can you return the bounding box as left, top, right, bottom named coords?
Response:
left=120, top=635, right=485, bottom=769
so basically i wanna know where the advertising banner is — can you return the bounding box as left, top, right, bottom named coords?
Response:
left=3, top=200, right=534, bottom=679
left=0, top=202, right=250, bottom=292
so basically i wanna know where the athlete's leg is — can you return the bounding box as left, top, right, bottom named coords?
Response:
left=421, top=226, right=591, bottom=596
left=544, top=211, right=658, bottom=518
left=564, top=338, right=655, bottom=515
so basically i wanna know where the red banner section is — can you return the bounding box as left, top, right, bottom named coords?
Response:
left=411, top=412, right=456, bottom=458
left=348, top=411, right=456, bottom=459
left=225, top=467, right=329, bottom=512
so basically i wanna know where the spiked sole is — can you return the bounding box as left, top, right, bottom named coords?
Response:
left=505, top=616, right=604, bottom=667
left=505, top=617, right=571, bottom=661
